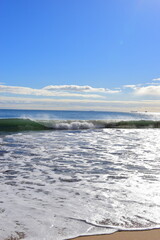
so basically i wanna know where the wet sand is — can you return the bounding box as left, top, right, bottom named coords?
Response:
left=71, top=228, right=160, bottom=240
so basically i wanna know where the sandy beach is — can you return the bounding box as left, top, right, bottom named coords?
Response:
left=71, top=229, right=160, bottom=240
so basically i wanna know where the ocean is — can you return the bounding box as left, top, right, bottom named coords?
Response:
left=0, top=109, right=160, bottom=240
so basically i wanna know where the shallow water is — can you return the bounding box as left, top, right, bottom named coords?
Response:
left=0, top=126, right=160, bottom=239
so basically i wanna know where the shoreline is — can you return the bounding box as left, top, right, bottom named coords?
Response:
left=70, top=228, right=160, bottom=240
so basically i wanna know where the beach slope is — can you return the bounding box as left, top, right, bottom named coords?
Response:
left=71, top=229, right=160, bottom=240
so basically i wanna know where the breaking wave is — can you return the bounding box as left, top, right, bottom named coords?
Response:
left=1, top=118, right=160, bottom=132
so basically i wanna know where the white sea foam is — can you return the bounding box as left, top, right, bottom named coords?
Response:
left=0, top=128, right=160, bottom=239
left=41, top=120, right=95, bottom=130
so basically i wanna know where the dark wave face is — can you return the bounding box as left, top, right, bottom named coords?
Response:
left=1, top=118, right=160, bottom=132
left=0, top=119, right=48, bottom=132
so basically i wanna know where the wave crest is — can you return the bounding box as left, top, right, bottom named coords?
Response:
left=42, top=120, right=95, bottom=130
left=1, top=118, right=160, bottom=132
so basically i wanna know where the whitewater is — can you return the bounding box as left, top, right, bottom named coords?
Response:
left=0, top=109, right=160, bottom=240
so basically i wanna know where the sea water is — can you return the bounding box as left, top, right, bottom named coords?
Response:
left=0, top=109, right=160, bottom=240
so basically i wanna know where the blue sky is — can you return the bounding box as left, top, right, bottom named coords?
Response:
left=0, top=0, right=160, bottom=111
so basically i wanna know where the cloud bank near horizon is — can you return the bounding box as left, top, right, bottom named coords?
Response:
left=2, top=96, right=160, bottom=112
left=0, top=84, right=120, bottom=99
left=1, top=79, right=160, bottom=111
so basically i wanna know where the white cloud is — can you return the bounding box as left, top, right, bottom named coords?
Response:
left=152, top=78, right=160, bottom=81
left=43, top=85, right=120, bottom=93
left=123, top=85, right=137, bottom=89
left=43, top=85, right=105, bottom=92
left=0, top=84, right=105, bottom=98
left=0, top=84, right=120, bottom=100
left=135, top=85, right=160, bottom=96
left=146, top=82, right=160, bottom=85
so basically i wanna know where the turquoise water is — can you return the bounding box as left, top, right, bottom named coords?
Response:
left=0, top=109, right=160, bottom=240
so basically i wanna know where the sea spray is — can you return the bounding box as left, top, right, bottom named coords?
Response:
left=1, top=118, right=160, bottom=132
